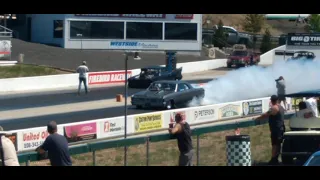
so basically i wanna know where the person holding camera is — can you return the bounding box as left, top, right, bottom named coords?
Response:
left=168, top=113, right=193, bottom=166
left=76, top=61, right=89, bottom=95
left=275, top=76, right=287, bottom=110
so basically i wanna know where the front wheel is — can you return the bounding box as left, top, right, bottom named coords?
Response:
left=165, top=100, right=175, bottom=110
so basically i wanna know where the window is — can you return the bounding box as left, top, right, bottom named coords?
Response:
left=53, top=20, right=63, bottom=38
left=165, top=23, right=197, bottom=41
left=126, top=22, right=162, bottom=40
left=69, top=21, right=124, bottom=39
left=178, top=83, right=189, bottom=92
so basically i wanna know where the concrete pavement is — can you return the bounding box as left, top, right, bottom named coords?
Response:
left=0, top=69, right=231, bottom=130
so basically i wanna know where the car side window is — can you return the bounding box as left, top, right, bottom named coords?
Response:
left=178, top=83, right=189, bottom=92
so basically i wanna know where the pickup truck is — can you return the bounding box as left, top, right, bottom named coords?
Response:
left=227, top=49, right=260, bottom=68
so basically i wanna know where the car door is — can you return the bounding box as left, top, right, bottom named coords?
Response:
left=175, top=83, right=193, bottom=106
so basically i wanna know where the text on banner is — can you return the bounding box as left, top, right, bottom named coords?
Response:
left=99, top=118, right=125, bottom=138
left=193, top=107, right=216, bottom=122
left=218, top=104, right=241, bottom=119
left=242, top=100, right=262, bottom=116
left=17, top=127, right=64, bottom=151
left=134, top=113, right=163, bottom=132
left=88, top=71, right=132, bottom=85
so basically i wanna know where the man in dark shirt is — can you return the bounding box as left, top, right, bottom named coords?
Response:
left=254, top=95, right=285, bottom=165
left=36, top=121, right=72, bottom=166
left=168, top=113, right=193, bottom=166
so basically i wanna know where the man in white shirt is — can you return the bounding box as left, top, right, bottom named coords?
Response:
left=76, top=61, right=89, bottom=95
left=305, top=97, right=319, bottom=117
left=296, top=101, right=313, bottom=118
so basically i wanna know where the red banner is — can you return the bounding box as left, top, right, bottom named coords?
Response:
left=88, top=71, right=132, bottom=85
left=175, top=14, right=194, bottom=19
left=75, top=14, right=166, bottom=19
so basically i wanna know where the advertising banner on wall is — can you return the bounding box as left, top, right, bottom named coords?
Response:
left=110, top=41, right=160, bottom=50
left=193, top=106, right=216, bottom=122
left=134, top=113, right=163, bottom=133
left=88, top=71, right=132, bottom=85
left=99, top=118, right=125, bottom=138
left=287, top=33, right=320, bottom=46
left=218, top=104, right=241, bottom=119
left=242, top=100, right=263, bottom=116
left=64, top=122, right=97, bottom=143
left=17, top=127, right=64, bottom=151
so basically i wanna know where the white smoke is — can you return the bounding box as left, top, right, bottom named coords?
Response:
left=189, top=60, right=320, bottom=106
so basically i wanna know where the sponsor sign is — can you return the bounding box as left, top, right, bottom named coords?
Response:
left=242, top=100, right=263, bottom=116
left=175, top=14, right=194, bottom=19
left=291, top=97, right=304, bottom=108
left=88, top=71, right=132, bottom=85
left=17, top=127, right=64, bottom=151
left=75, top=14, right=166, bottom=19
left=110, top=41, right=159, bottom=49
left=5, top=133, right=18, bottom=151
left=287, top=33, right=320, bottom=46
left=134, top=113, right=163, bottom=132
left=218, top=104, right=240, bottom=119
left=64, top=122, right=97, bottom=143
left=99, top=118, right=125, bottom=138
left=194, top=108, right=215, bottom=122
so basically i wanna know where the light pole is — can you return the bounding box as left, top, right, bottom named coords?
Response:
left=124, top=51, right=141, bottom=166
left=76, top=33, right=83, bottom=50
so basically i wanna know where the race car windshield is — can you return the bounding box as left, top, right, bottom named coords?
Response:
left=148, top=82, right=176, bottom=91
left=141, top=69, right=159, bottom=76
left=231, top=51, right=248, bottom=56
left=293, top=53, right=304, bottom=58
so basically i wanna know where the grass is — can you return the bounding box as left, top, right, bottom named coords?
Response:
left=27, top=121, right=289, bottom=166
left=0, top=64, right=69, bottom=79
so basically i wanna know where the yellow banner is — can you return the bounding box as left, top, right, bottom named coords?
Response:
left=134, top=113, right=163, bottom=132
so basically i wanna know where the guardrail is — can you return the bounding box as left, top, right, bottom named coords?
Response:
left=18, top=113, right=295, bottom=165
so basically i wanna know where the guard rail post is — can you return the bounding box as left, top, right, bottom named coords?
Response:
left=194, top=128, right=200, bottom=166
left=92, top=150, right=96, bottom=166
left=146, top=136, right=150, bottom=166
left=225, top=135, right=251, bottom=166
left=26, top=155, right=30, bottom=166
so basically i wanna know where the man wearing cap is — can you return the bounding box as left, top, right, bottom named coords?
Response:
left=76, top=61, right=89, bottom=95
left=0, top=126, right=19, bottom=166
left=36, top=121, right=72, bottom=166
left=275, top=76, right=287, bottom=110
left=254, top=95, right=285, bottom=165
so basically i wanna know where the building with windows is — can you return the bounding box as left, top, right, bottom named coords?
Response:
left=25, top=14, right=202, bottom=51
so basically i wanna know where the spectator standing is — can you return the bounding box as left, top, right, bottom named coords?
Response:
left=36, top=121, right=72, bottom=166
left=168, top=113, right=194, bottom=166
left=254, top=95, right=285, bottom=165
left=0, top=126, right=19, bottom=166
left=275, top=76, right=287, bottom=110
left=76, top=61, right=89, bottom=95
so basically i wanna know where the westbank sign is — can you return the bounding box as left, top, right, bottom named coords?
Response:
left=110, top=41, right=159, bottom=49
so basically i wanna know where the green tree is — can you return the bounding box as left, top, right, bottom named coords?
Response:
left=305, top=14, right=320, bottom=32
left=213, top=19, right=228, bottom=49
left=260, top=28, right=272, bottom=54
left=242, top=14, right=265, bottom=51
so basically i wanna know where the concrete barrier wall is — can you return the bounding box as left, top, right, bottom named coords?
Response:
left=9, top=96, right=293, bottom=152
left=259, top=45, right=286, bottom=65
left=0, top=59, right=227, bottom=93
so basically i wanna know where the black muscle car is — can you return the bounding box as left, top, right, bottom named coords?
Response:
left=128, top=66, right=183, bottom=89
left=131, top=80, right=205, bottom=110
left=287, top=51, right=316, bottom=62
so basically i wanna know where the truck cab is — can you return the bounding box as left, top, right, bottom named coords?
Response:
left=226, top=44, right=260, bottom=68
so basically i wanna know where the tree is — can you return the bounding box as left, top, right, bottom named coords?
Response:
left=242, top=14, right=265, bottom=51
left=305, top=14, right=320, bottom=32
left=260, top=28, right=272, bottom=54
left=212, top=19, right=227, bottom=49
